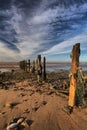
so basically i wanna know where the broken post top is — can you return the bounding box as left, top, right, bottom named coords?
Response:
left=43, top=56, right=46, bottom=68
left=37, top=55, right=41, bottom=65
left=28, top=59, right=30, bottom=63
left=43, top=57, right=46, bottom=61
left=38, top=55, right=41, bottom=60
left=71, top=43, right=80, bottom=59
left=71, top=43, right=80, bottom=72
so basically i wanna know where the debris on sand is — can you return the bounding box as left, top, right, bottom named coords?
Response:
left=32, top=106, right=40, bottom=111
left=42, top=101, right=47, bottom=105
left=5, top=102, right=20, bottom=108
left=17, top=117, right=25, bottom=124
left=7, top=123, right=18, bottom=130
left=6, top=117, right=33, bottom=130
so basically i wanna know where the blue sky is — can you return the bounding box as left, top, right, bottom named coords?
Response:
left=0, top=0, right=87, bottom=62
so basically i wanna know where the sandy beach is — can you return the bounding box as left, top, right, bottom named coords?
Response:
left=0, top=70, right=87, bottom=130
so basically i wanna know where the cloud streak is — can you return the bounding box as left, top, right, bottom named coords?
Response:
left=42, top=32, right=87, bottom=55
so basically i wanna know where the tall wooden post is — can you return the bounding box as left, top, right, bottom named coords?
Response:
left=68, top=43, right=80, bottom=107
left=43, top=57, right=46, bottom=81
left=37, top=55, right=42, bottom=82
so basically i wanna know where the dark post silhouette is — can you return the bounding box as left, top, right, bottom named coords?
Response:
left=19, top=60, right=26, bottom=71
left=25, top=60, right=27, bottom=72
left=43, top=57, right=46, bottom=81
left=36, top=59, right=38, bottom=72
left=37, top=55, right=42, bottom=82
left=28, top=59, right=30, bottom=72
left=32, top=60, right=35, bottom=73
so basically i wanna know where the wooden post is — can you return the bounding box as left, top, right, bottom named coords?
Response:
left=28, top=59, right=30, bottom=72
left=68, top=43, right=80, bottom=107
left=19, top=61, right=23, bottom=70
left=23, top=60, right=25, bottom=71
left=22, top=60, right=25, bottom=71
left=25, top=60, right=27, bottom=72
left=36, top=59, right=38, bottom=72
left=32, top=60, right=35, bottom=73
left=37, top=55, right=42, bottom=82
left=43, top=57, right=46, bottom=81
left=19, top=60, right=26, bottom=71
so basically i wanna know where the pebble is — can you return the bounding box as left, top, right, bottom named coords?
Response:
left=32, top=106, right=39, bottom=111
left=17, top=117, right=25, bottom=124
left=7, top=123, right=18, bottom=130
left=21, top=121, right=29, bottom=128
left=42, top=101, right=47, bottom=105
left=5, top=103, right=12, bottom=108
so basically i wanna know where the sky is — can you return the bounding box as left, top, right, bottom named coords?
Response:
left=0, top=0, right=87, bottom=62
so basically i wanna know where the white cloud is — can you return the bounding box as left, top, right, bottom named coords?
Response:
left=0, top=41, right=22, bottom=61
left=31, top=2, right=87, bottom=25
left=42, top=32, right=87, bottom=55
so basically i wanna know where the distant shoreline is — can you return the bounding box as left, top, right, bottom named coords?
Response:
left=0, top=62, right=87, bottom=72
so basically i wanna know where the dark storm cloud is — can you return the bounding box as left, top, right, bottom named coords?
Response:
left=0, top=7, right=20, bottom=52
left=0, top=0, right=87, bottom=61
left=0, top=37, right=20, bottom=52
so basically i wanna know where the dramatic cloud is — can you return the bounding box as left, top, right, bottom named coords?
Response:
left=0, top=0, right=87, bottom=61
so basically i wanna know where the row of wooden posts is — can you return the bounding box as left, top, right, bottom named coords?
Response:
left=20, top=43, right=84, bottom=108
left=19, top=55, right=46, bottom=82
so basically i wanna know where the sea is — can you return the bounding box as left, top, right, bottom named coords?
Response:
left=0, top=62, right=87, bottom=72
left=46, top=62, right=87, bottom=72
left=0, top=68, right=19, bottom=73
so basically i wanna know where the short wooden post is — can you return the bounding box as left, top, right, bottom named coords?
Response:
left=36, top=59, right=38, bottom=72
left=32, top=60, right=35, bottom=73
left=19, top=60, right=25, bottom=71
left=19, top=61, right=22, bottom=70
left=68, top=43, right=80, bottom=107
left=25, top=60, right=27, bottom=72
left=43, top=57, right=46, bottom=81
left=37, top=55, right=42, bottom=82
left=20, top=60, right=26, bottom=71
left=23, top=61, right=25, bottom=71
left=28, top=59, right=30, bottom=72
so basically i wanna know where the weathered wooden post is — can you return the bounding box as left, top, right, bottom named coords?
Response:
left=36, top=59, right=38, bottom=73
left=19, top=61, right=22, bottom=70
left=28, top=59, right=30, bottom=72
left=37, top=55, right=42, bottom=82
left=22, top=60, right=25, bottom=71
left=19, top=60, right=26, bottom=71
left=68, top=43, right=80, bottom=113
left=32, top=60, right=35, bottom=73
left=25, top=60, right=27, bottom=72
left=22, top=60, right=26, bottom=71
left=43, top=57, right=46, bottom=81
